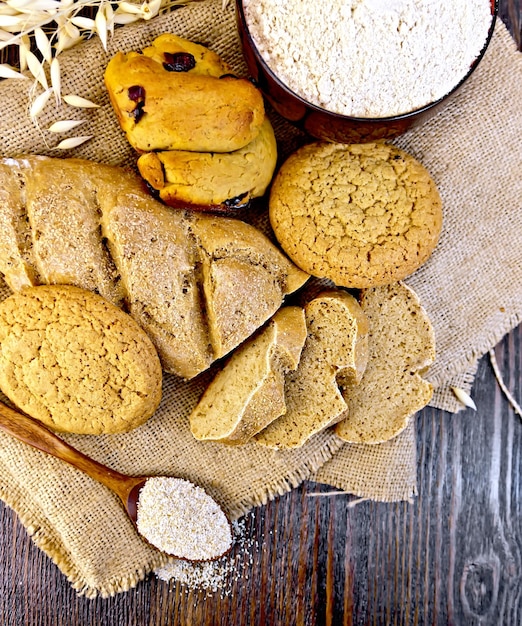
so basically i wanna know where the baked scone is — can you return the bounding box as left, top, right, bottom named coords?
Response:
left=255, top=290, right=369, bottom=450
left=190, top=306, right=307, bottom=445
left=335, top=281, right=435, bottom=444
left=269, top=142, right=443, bottom=288
left=141, top=34, right=231, bottom=78
left=0, top=285, right=162, bottom=435
left=137, top=117, right=277, bottom=211
left=104, top=34, right=265, bottom=153
left=0, top=156, right=309, bottom=380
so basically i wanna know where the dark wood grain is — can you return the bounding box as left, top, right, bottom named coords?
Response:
left=500, top=0, right=522, bottom=48
left=0, top=3, right=521, bottom=625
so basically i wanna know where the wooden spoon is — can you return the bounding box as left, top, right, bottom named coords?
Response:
left=0, top=400, right=232, bottom=561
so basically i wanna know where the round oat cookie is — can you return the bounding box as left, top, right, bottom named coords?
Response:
left=269, top=142, right=443, bottom=288
left=0, top=285, right=162, bottom=435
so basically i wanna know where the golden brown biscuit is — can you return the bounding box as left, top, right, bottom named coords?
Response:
left=137, top=117, right=277, bottom=211
left=0, top=285, right=162, bottom=435
left=269, top=142, right=443, bottom=288
left=104, top=35, right=265, bottom=153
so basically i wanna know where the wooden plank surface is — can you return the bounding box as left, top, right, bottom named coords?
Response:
left=0, top=2, right=521, bottom=624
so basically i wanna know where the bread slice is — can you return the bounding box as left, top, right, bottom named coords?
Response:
left=190, top=306, right=307, bottom=445
left=335, top=282, right=435, bottom=444
left=0, top=285, right=162, bottom=435
left=255, top=290, right=369, bottom=449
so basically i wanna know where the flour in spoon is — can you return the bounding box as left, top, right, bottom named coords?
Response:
left=243, top=0, right=493, bottom=117
left=136, top=477, right=232, bottom=560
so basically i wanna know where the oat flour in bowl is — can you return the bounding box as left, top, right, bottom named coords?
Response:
left=243, top=0, right=493, bottom=118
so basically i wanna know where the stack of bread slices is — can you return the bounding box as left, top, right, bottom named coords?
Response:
left=190, top=281, right=435, bottom=448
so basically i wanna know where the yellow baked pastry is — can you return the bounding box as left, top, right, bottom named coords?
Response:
left=104, top=35, right=265, bottom=153
left=137, top=117, right=277, bottom=211
left=141, top=34, right=231, bottom=77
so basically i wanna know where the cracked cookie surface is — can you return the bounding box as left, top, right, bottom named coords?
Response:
left=269, top=142, right=443, bottom=288
left=0, top=285, right=162, bottom=435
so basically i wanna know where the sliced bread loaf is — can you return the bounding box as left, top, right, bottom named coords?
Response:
left=0, top=156, right=309, bottom=380
left=98, top=188, right=213, bottom=380
left=255, top=290, right=369, bottom=450
left=190, top=306, right=307, bottom=445
left=190, top=214, right=309, bottom=360
left=335, top=281, right=435, bottom=444
left=0, top=156, right=124, bottom=306
left=137, top=117, right=277, bottom=212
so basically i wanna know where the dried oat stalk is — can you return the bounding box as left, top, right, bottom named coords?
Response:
left=0, top=0, right=202, bottom=148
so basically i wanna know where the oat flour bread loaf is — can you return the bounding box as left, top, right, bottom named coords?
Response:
left=0, top=156, right=309, bottom=379
left=0, top=285, right=162, bottom=435
left=137, top=117, right=277, bottom=211
left=269, top=142, right=443, bottom=288
left=335, top=281, right=435, bottom=444
left=0, top=157, right=125, bottom=306
left=104, top=34, right=265, bottom=153
left=255, top=290, right=369, bottom=450
left=190, top=306, right=307, bottom=445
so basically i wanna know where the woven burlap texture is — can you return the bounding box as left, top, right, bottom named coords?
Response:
left=0, top=0, right=520, bottom=597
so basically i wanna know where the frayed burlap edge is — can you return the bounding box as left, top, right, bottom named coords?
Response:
left=0, top=475, right=169, bottom=598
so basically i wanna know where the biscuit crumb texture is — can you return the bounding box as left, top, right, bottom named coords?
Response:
left=0, top=285, right=162, bottom=435
left=269, top=142, right=443, bottom=288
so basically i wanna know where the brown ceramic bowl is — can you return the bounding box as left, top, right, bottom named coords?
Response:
left=235, top=0, right=498, bottom=143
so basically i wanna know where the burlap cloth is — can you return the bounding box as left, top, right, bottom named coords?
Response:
left=0, top=0, right=520, bottom=597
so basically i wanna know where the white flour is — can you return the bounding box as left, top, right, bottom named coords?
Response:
left=243, top=0, right=493, bottom=117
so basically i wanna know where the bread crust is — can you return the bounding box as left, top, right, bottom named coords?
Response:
left=137, top=117, right=277, bottom=211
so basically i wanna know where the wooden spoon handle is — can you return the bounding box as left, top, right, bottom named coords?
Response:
left=0, top=401, right=138, bottom=500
